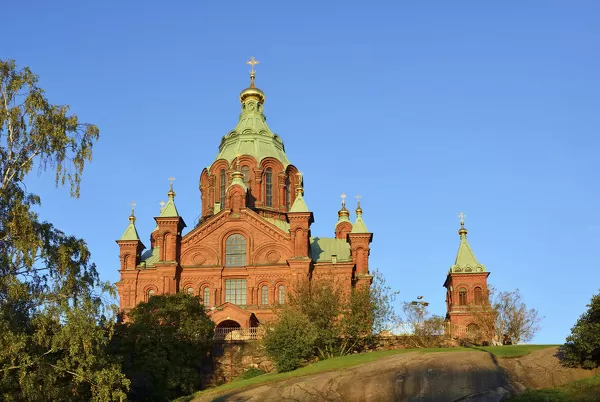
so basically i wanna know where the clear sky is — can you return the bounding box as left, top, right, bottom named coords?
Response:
left=3, top=1, right=599, bottom=344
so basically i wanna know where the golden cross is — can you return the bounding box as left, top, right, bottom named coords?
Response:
left=159, top=201, right=165, bottom=212
left=131, top=202, right=136, bottom=214
left=246, top=56, right=259, bottom=74
left=296, top=171, right=303, bottom=184
left=458, top=212, right=466, bottom=225
left=341, top=193, right=346, bottom=206
left=355, top=194, right=361, bottom=202
left=168, top=176, right=175, bottom=191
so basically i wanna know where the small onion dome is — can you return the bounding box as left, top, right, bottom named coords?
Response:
left=458, top=225, right=468, bottom=238
left=355, top=204, right=363, bottom=216
left=338, top=205, right=350, bottom=219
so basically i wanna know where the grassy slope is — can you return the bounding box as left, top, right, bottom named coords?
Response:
left=506, top=374, right=600, bottom=402
left=183, top=344, right=556, bottom=400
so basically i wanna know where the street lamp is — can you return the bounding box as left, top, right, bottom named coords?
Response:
left=410, top=296, right=429, bottom=335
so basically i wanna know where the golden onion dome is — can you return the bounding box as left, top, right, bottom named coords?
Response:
left=239, top=86, right=265, bottom=104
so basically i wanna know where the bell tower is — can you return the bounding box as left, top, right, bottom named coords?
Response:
left=443, top=213, right=491, bottom=332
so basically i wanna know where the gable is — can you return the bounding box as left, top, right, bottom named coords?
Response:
left=180, top=208, right=292, bottom=266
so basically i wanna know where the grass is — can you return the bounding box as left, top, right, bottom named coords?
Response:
left=506, top=374, right=600, bottom=402
left=474, top=344, right=558, bottom=358
left=182, top=344, right=557, bottom=400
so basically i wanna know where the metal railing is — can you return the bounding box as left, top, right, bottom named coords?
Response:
left=214, top=327, right=263, bottom=341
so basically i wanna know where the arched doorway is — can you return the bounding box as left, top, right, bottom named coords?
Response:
left=215, top=319, right=241, bottom=341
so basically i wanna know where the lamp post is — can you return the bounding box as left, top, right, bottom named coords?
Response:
left=411, top=296, right=429, bottom=335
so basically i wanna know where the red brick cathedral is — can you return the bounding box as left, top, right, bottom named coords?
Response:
left=116, top=59, right=373, bottom=330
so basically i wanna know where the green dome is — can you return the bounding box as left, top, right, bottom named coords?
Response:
left=215, top=83, right=290, bottom=168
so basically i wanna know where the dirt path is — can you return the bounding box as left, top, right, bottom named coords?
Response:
left=194, top=347, right=598, bottom=402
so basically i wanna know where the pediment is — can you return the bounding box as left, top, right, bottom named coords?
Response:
left=182, top=208, right=290, bottom=247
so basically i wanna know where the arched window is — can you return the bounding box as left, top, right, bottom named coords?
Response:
left=225, top=234, right=246, bottom=267
left=203, top=287, right=210, bottom=307
left=265, top=168, right=273, bottom=207
left=186, top=287, right=195, bottom=295
left=241, top=165, right=249, bottom=186
left=474, top=287, right=483, bottom=304
left=285, top=176, right=290, bottom=209
left=261, top=285, right=268, bottom=305
left=278, top=285, right=285, bottom=304
left=459, top=288, right=467, bottom=305
left=219, top=169, right=226, bottom=207
left=147, top=289, right=155, bottom=301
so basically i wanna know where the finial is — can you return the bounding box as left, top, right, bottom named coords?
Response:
left=168, top=177, right=176, bottom=198
left=458, top=212, right=468, bottom=238
left=246, top=56, right=259, bottom=88
left=295, top=171, right=304, bottom=196
left=355, top=195, right=363, bottom=215
left=129, top=202, right=136, bottom=223
left=159, top=201, right=165, bottom=213
left=338, top=192, right=350, bottom=219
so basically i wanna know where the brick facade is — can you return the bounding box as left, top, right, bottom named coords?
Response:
left=116, top=75, right=373, bottom=329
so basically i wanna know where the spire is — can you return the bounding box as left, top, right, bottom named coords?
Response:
left=246, top=56, right=259, bottom=88
left=337, top=193, right=351, bottom=223
left=451, top=212, right=486, bottom=273
left=289, top=172, right=309, bottom=213
left=120, top=202, right=141, bottom=241
left=458, top=211, right=468, bottom=239
left=351, top=195, right=369, bottom=233
left=160, top=177, right=180, bottom=217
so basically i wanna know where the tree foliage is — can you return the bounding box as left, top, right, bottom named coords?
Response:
left=401, top=302, right=446, bottom=348
left=468, top=287, right=542, bottom=345
left=112, top=293, right=215, bottom=400
left=560, top=291, right=600, bottom=369
left=263, top=269, right=398, bottom=371
left=0, top=59, right=128, bottom=400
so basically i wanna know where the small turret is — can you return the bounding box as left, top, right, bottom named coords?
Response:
left=116, top=203, right=146, bottom=270
left=288, top=174, right=313, bottom=259
left=335, top=193, right=352, bottom=239
left=348, top=196, right=373, bottom=288
left=350, top=196, right=369, bottom=234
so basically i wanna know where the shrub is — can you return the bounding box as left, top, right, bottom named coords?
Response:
left=262, top=308, right=317, bottom=372
left=561, top=291, right=600, bottom=369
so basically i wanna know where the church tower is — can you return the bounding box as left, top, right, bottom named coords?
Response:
left=443, top=213, right=490, bottom=333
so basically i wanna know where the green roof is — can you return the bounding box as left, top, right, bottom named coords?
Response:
left=289, top=192, right=309, bottom=213
left=214, top=94, right=290, bottom=167
left=351, top=216, right=368, bottom=233
left=140, top=246, right=160, bottom=266
left=451, top=233, right=486, bottom=273
left=160, top=197, right=179, bottom=217
left=263, top=217, right=290, bottom=233
left=310, top=237, right=352, bottom=263
left=120, top=219, right=140, bottom=241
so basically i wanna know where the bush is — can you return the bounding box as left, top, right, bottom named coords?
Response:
left=561, top=291, right=600, bottom=369
left=262, top=308, right=317, bottom=372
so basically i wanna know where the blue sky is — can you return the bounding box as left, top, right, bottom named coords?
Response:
left=3, top=1, right=599, bottom=344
